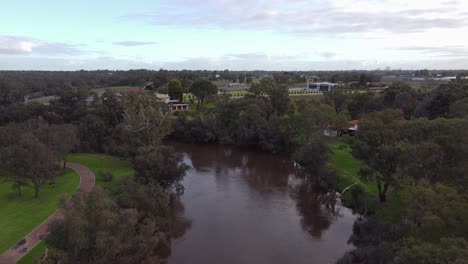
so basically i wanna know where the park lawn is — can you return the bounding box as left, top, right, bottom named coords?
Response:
left=16, top=154, right=133, bottom=263
left=67, top=154, right=134, bottom=193
left=0, top=168, right=79, bottom=254
left=17, top=241, right=48, bottom=264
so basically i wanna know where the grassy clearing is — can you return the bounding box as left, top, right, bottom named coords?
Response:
left=328, top=139, right=410, bottom=219
left=17, top=241, right=48, bottom=264
left=328, top=140, right=377, bottom=194
left=66, top=154, right=134, bottom=193
left=0, top=169, right=79, bottom=254
left=92, top=86, right=142, bottom=96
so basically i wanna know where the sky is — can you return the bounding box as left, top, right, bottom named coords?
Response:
left=1, top=0, right=467, bottom=71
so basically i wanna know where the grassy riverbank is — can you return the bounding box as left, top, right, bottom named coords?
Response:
left=0, top=169, right=79, bottom=254
left=328, top=139, right=409, bottom=219
left=67, top=154, right=134, bottom=193
left=16, top=154, right=134, bottom=263
left=328, top=140, right=376, bottom=194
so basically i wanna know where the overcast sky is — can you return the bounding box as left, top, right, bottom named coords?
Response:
left=1, top=0, right=467, bottom=70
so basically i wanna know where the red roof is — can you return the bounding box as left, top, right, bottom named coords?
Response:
left=349, top=120, right=359, bottom=125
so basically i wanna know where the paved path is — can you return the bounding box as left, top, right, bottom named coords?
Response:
left=0, top=162, right=95, bottom=264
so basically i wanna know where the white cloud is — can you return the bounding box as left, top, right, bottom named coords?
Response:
left=131, top=0, right=468, bottom=35
left=0, top=35, right=85, bottom=56
left=112, top=41, right=158, bottom=46
left=0, top=36, right=35, bottom=54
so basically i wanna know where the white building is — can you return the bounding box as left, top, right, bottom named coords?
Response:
left=307, top=81, right=336, bottom=92
left=155, top=93, right=170, bottom=103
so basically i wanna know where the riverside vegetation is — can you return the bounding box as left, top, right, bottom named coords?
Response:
left=0, top=70, right=467, bottom=263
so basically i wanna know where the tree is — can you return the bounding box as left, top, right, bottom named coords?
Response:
left=352, top=110, right=404, bottom=202
left=449, top=97, right=468, bottom=118
left=322, top=89, right=349, bottom=113
left=405, top=182, right=468, bottom=238
left=189, top=79, right=217, bottom=104
left=132, top=145, right=190, bottom=192
left=7, top=134, right=56, bottom=198
left=35, top=124, right=79, bottom=169
left=400, top=142, right=444, bottom=182
left=394, top=92, right=417, bottom=119
left=364, top=145, right=401, bottom=202
left=347, top=92, right=373, bottom=119
left=117, top=178, right=170, bottom=220
left=291, top=102, right=335, bottom=143
left=246, top=75, right=253, bottom=84
left=394, top=238, right=468, bottom=264
left=167, top=79, right=183, bottom=102
left=119, top=93, right=172, bottom=154
left=267, top=84, right=289, bottom=116
left=44, top=188, right=170, bottom=264
left=249, top=83, right=263, bottom=96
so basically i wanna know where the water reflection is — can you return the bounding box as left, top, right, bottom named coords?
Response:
left=169, top=142, right=355, bottom=264
left=291, top=183, right=341, bottom=238
left=170, top=196, right=192, bottom=239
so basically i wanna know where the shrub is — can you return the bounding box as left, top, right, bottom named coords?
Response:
left=100, top=169, right=114, bottom=182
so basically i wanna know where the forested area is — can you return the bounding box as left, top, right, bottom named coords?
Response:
left=0, top=70, right=467, bottom=263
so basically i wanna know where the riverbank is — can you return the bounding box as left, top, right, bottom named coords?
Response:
left=328, top=139, right=409, bottom=219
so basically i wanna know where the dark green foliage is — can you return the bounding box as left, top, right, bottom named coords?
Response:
left=99, top=169, right=114, bottom=182
left=132, top=145, right=190, bottom=192
left=189, top=79, right=217, bottom=104
left=167, top=79, right=183, bottom=101
left=449, top=97, right=468, bottom=118
left=44, top=188, right=170, bottom=264
left=394, top=238, right=468, bottom=264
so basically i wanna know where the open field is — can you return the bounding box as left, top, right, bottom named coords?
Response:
left=92, top=86, right=143, bottom=96
left=24, top=96, right=59, bottom=105
left=0, top=169, right=79, bottom=254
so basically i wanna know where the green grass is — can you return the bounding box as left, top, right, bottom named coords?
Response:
left=92, top=86, right=142, bottom=96
left=17, top=241, right=48, bottom=264
left=328, top=139, right=410, bottom=219
left=15, top=154, right=134, bottom=262
left=67, top=154, right=134, bottom=193
left=0, top=169, right=79, bottom=254
left=328, top=140, right=377, bottom=195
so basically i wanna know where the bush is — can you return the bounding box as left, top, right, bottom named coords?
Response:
left=100, top=169, right=114, bottom=182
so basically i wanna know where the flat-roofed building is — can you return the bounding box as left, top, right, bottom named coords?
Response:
left=307, top=82, right=336, bottom=92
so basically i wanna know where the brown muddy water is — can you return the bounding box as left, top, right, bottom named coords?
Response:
left=169, top=143, right=356, bottom=264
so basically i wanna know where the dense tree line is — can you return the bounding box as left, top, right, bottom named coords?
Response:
left=0, top=120, right=78, bottom=197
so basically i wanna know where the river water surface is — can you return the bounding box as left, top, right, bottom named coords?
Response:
left=169, top=143, right=356, bottom=264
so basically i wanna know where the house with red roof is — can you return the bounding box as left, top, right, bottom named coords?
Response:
left=324, top=120, right=360, bottom=137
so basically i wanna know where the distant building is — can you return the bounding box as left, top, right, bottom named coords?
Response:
left=219, top=83, right=249, bottom=92
left=307, top=82, right=336, bottom=92
left=324, top=120, right=360, bottom=137
left=169, top=103, right=189, bottom=112
left=155, top=93, right=170, bottom=103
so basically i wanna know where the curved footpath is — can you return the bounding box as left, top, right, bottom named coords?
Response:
left=0, top=162, right=95, bottom=264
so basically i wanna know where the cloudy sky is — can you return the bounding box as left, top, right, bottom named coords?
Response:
left=1, top=0, right=467, bottom=70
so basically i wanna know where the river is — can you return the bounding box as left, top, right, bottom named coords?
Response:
left=168, top=143, right=356, bottom=264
